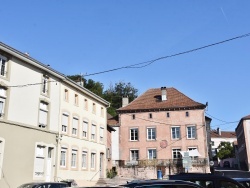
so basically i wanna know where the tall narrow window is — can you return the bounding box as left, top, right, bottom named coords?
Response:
left=91, top=153, right=96, bottom=169
left=60, top=148, right=67, bottom=167
left=171, top=127, right=180, bottom=139
left=147, top=128, right=156, bottom=140
left=91, top=124, right=96, bottom=140
left=92, top=103, right=96, bottom=114
left=132, top=114, right=135, bottom=119
left=130, top=150, right=139, bottom=161
left=130, top=128, right=138, bottom=141
left=74, top=94, right=78, bottom=105
left=72, top=117, right=78, bottom=136
left=34, top=145, right=45, bottom=177
left=148, top=149, right=157, bottom=159
left=39, top=102, right=48, bottom=128
left=82, top=121, right=88, bottom=138
left=42, top=75, right=49, bottom=95
left=62, top=113, right=68, bottom=133
left=0, top=87, right=6, bottom=117
left=82, top=151, right=87, bottom=169
left=166, top=112, right=170, bottom=118
left=64, top=89, right=68, bottom=101
left=149, top=113, right=152, bottom=119
left=187, top=126, right=196, bottom=139
left=71, top=150, right=77, bottom=168
left=101, top=107, right=104, bottom=117
left=84, top=99, right=88, bottom=110
left=0, top=55, right=7, bottom=77
left=186, top=111, right=189, bottom=117
left=100, top=127, right=104, bottom=142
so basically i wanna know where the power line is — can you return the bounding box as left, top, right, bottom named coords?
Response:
left=84, top=32, right=250, bottom=77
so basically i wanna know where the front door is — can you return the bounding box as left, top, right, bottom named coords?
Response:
left=45, top=147, right=53, bottom=182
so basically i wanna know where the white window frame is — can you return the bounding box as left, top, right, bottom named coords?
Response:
left=82, top=151, right=87, bottom=169
left=72, top=117, right=78, bottom=136
left=91, top=153, right=96, bottom=169
left=148, top=149, right=157, bottom=160
left=130, top=149, right=139, bottom=161
left=130, top=128, right=138, bottom=141
left=0, top=55, right=7, bottom=77
left=91, top=124, right=96, bottom=140
left=0, top=87, right=6, bottom=117
left=60, top=148, right=67, bottom=167
left=172, top=148, right=181, bottom=159
left=100, top=127, right=104, bottom=142
left=62, top=113, right=69, bottom=133
left=39, top=102, right=48, bottom=128
left=71, top=149, right=77, bottom=168
left=187, top=125, right=196, bottom=139
left=82, top=121, right=88, bottom=138
left=147, top=127, right=156, bottom=140
left=171, top=126, right=180, bottom=139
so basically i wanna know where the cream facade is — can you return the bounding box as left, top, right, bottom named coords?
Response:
left=0, top=42, right=109, bottom=188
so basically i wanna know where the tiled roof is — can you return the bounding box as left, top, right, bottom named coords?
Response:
left=242, top=114, right=250, bottom=120
left=107, top=114, right=119, bottom=126
left=117, top=87, right=205, bottom=112
left=210, top=130, right=236, bottom=138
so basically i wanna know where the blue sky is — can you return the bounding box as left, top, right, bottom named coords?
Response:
left=1, top=1, right=250, bottom=131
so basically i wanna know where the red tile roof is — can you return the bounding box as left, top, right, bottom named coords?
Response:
left=210, top=130, right=236, bottom=138
left=107, top=114, right=119, bottom=126
left=117, top=87, right=205, bottom=112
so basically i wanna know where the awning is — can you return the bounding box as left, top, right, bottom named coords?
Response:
left=180, top=149, right=201, bottom=157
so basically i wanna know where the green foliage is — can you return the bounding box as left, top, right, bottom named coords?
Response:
left=217, top=142, right=235, bottom=160
left=67, top=75, right=139, bottom=116
left=106, top=168, right=117, bottom=179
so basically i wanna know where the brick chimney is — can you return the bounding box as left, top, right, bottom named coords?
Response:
left=217, top=127, right=221, bottom=135
left=161, top=87, right=167, bottom=101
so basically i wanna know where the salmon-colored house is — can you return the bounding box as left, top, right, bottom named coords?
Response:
left=116, top=87, right=209, bottom=176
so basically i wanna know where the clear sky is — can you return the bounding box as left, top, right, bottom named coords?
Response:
left=1, top=1, right=250, bottom=131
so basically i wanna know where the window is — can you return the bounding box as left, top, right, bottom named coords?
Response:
left=84, top=99, right=88, bottom=110
left=101, top=107, right=104, bottom=117
left=187, top=126, right=196, bottom=139
left=71, top=150, right=77, bottom=168
left=188, top=147, right=198, bottom=159
left=34, top=145, right=45, bottom=177
left=172, top=149, right=181, bottom=159
left=64, top=89, right=68, bottom=101
left=82, top=121, right=88, bottom=138
left=39, top=102, right=48, bottom=128
left=132, top=114, right=135, bottom=119
left=0, top=55, right=7, bottom=77
left=147, top=128, right=156, bottom=140
left=62, top=113, right=68, bottom=133
left=148, top=149, right=157, bottom=159
left=41, top=75, right=49, bottom=95
left=130, top=150, right=139, bottom=161
left=171, top=127, right=180, bottom=139
left=91, top=124, right=96, bottom=140
left=149, top=113, right=152, bottom=119
left=211, top=141, right=215, bottom=146
left=72, top=117, right=78, bottom=135
left=92, top=103, right=96, bottom=114
left=166, top=112, right=170, bottom=118
left=130, top=128, right=138, bottom=141
left=60, top=148, right=67, bottom=167
left=0, top=87, right=7, bottom=117
left=100, top=127, right=104, bottom=142
left=186, top=111, right=189, bottom=117
left=91, top=153, right=96, bottom=169
left=82, top=151, right=87, bottom=169
left=74, top=94, right=78, bottom=105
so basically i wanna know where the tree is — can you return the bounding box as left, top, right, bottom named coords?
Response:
left=216, top=142, right=235, bottom=160
left=103, top=81, right=138, bottom=116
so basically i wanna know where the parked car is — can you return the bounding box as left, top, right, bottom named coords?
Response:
left=17, top=182, right=68, bottom=188
left=223, top=161, right=230, bottom=168
left=169, top=173, right=245, bottom=188
left=122, top=179, right=205, bottom=188
left=234, top=178, right=250, bottom=188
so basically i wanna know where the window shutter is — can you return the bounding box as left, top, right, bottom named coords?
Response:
left=73, top=118, right=78, bottom=129
left=92, top=125, right=96, bottom=134
left=39, top=109, right=47, bottom=126
left=100, top=127, right=104, bottom=137
left=62, top=114, right=68, bottom=126
left=83, top=121, right=88, bottom=132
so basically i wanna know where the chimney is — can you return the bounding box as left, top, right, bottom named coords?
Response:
left=122, top=97, right=129, bottom=107
left=217, top=127, right=221, bottom=135
left=161, top=87, right=167, bottom=101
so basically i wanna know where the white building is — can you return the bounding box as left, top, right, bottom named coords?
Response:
left=0, top=42, right=109, bottom=188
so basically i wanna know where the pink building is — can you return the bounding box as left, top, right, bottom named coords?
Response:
left=116, top=87, right=209, bottom=176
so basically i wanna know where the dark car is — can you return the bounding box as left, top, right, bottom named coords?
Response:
left=223, top=161, right=230, bottom=168
left=122, top=179, right=205, bottom=188
left=17, top=182, right=68, bottom=188
left=169, top=173, right=245, bottom=188
left=234, top=178, right=250, bottom=188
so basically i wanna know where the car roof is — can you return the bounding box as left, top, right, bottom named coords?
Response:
left=234, top=178, right=250, bottom=181
left=123, top=179, right=203, bottom=187
left=170, top=173, right=236, bottom=179
left=19, top=182, right=67, bottom=186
